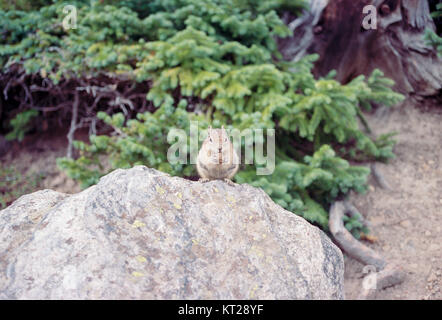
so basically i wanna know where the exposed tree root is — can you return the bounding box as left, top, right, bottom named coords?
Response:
left=329, top=201, right=405, bottom=299
left=330, top=202, right=385, bottom=270
left=371, top=163, right=392, bottom=190
left=357, top=263, right=406, bottom=300
left=343, top=200, right=372, bottom=229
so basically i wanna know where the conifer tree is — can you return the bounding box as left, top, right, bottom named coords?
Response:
left=0, top=0, right=405, bottom=235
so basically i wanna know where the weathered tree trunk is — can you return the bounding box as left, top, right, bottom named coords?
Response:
left=279, top=0, right=442, bottom=96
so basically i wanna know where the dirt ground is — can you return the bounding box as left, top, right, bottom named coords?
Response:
left=344, top=100, right=441, bottom=299
left=1, top=100, right=441, bottom=299
left=0, top=128, right=82, bottom=195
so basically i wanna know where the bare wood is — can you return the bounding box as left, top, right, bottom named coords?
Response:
left=329, top=201, right=386, bottom=270
left=329, top=200, right=405, bottom=299
left=66, top=91, right=79, bottom=159
left=343, top=200, right=372, bottom=229
left=371, top=163, right=392, bottom=190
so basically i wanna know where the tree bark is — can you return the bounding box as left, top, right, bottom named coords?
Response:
left=279, top=0, right=442, bottom=96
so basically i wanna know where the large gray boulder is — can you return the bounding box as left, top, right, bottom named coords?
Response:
left=0, top=166, right=344, bottom=299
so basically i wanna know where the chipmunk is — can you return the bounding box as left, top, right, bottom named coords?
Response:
left=196, top=126, right=239, bottom=185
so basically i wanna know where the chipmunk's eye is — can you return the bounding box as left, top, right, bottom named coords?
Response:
left=209, top=138, right=212, bottom=142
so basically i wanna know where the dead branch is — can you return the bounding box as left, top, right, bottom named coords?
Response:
left=66, top=91, right=79, bottom=159
left=329, top=201, right=386, bottom=270
left=1, top=64, right=153, bottom=143
left=329, top=201, right=405, bottom=299
left=371, top=163, right=392, bottom=190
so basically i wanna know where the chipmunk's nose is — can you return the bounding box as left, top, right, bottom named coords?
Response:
left=218, top=147, right=222, bottom=152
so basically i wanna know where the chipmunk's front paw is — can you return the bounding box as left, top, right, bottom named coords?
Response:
left=223, top=178, right=236, bottom=186
left=198, top=178, right=210, bottom=183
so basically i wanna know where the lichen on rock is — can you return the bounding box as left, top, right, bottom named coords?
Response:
left=0, top=166, right=344, bottom=299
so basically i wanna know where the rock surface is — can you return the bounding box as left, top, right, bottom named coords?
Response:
left=0, top=166, right=344, bottom=299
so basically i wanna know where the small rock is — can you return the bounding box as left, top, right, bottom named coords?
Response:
left=369, top=216, right=385, bottom=226
left=425, top=230, right=431, bottom=237
left=48, top=174, right=66, bottom=188
left=368, top=185, right=375, bottom=192
left=410, top=263, right=418, bottom=270
left=406, top=239, right=415, bottom=250
left=400, top=220, right=412, bottom=228
left=427, top=273, right=437, bottom=282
